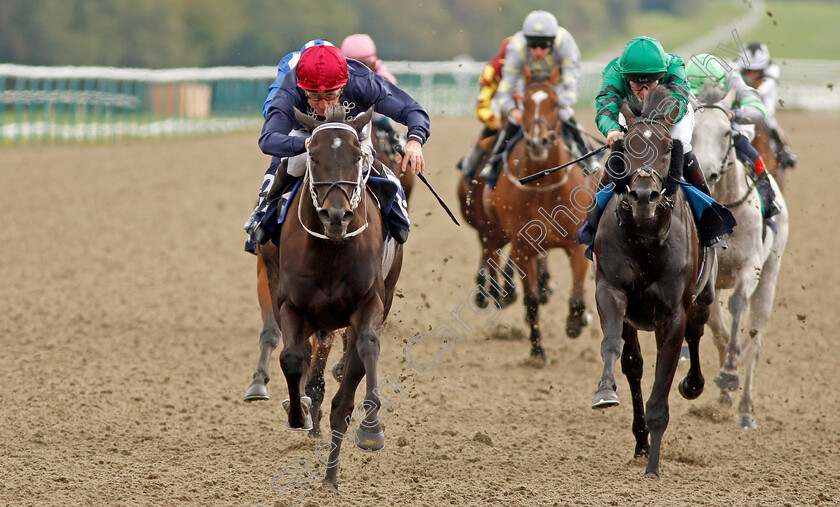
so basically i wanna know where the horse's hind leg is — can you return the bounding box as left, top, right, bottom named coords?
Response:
left=565, top=244, right=590, bottom=338
left=245, top=251, right=280, bottom=402
left=306, top=331, right=334, bottom=437
left=620, top=325, right=648, bottom=458
left=680, top=287, right=713, bottom=401
left=516, top=250, right=545, bottom=365
left=331, top=329, right=348, bottom=383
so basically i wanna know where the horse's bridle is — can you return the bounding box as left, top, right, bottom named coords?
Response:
left=624, top=118, right=674, bottom=207
left=299, top=122, right=373, bottom=240
left=519, top=84, right=564, bottom=149
left=696, top=104, right=737, bottom=183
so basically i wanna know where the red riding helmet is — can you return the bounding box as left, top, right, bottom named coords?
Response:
left=296, top=45, right=348, bottom=91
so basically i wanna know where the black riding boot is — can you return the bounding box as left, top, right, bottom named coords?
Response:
left=458, top=142, right=491, bottom=180
left=755, top=173, right=779, bottom=219
left=768, top=126, right=798, bottom=169
left=563, top=119, right=601, bottom=176
left=683, top=150, right=712, bottom=196
left=254, top=160, right=295, bottom=245
left=480, top=121, right=519, bottom=182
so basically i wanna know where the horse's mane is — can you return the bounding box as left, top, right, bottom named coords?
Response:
left=696, top=81, right=726, bottom=105
left=324, top=104, right=346, bottom=123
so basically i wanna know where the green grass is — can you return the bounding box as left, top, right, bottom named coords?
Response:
left=582, top=0, right=750, bottom=59
left=738, top=0, right=840, bottom=60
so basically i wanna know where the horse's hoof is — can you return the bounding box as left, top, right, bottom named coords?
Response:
left=524, top=349, right=548, bottom=368
left=565, top=310, right=591, bottom=338
left=499, top=291, right=517, bottom=309
left=678, top=377, right=704, bottom=400
left=331, top=362, right=344, bottom=383
left=592, top=388, right=620, bottom=409
left=321, top=480, right=338, bottom=491
left=714, top=371, right=739, bottom=392
left=282, top=396, right=313, bottom=431
left=243, top=383, right=269, bottom=402
left=736, top=415, right=757, bottom=429
left=643, top=470, right=661, bottom=481
left=355, top=428, right=385, bottom=451
left=473, top=292, right=490, bottom=310
left=717, top=391, right=733, bottom=407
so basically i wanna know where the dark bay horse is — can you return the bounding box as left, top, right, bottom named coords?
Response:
left=258, top=105, right=403, bottom=489
left=483, top=66, right=592, bottom=365
left=591, top=87, right=716, bottom=479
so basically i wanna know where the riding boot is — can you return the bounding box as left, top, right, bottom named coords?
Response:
left=252, top=159, right=294, bottom=245
left=563, top=119, right=602, bottom=176
left=458, top=143, right=489, bottom=180
left=682, top=150, right=712, bottom=197
left=769, top=127, right=798, bottom=169
left=751, top=157, right=780, bottom=219
left=479, top=121, right=519, bottom=181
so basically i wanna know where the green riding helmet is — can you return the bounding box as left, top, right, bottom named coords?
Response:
left=619, top=36, right=667, bottom=83
left=685, top=53, right=727, bottom=96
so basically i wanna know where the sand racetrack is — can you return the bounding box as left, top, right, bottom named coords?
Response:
left=1, top=110, right=838, bottom=506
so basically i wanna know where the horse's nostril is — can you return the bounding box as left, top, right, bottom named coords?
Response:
left=343, top=210, right=354, bottom=223
left=629, top=190, right=639, bottom=201
left=649, top=191, right=660, bottom=203
left=318, top=209, right=330, bottom=222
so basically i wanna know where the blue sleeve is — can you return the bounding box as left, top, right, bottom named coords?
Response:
left=357, top=68, right=431, bottom=144
left=262, top=53, right=296, bottom=118
left=258, top=86, right=308, bottom=159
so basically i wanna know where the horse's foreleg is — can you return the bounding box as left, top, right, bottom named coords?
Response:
left=620, top=325, right=648, bottom=458
left=516, top=250, right=544, bottom=365
left=535, top=256, right=551, bottom=305
left=717, top=273, right=758, bottom=393
left=245, top=251, right=281, bottom=402
left=565, top=244, right=590, bottom=338
left=644, top=313, right=687, bottom=480
left=278, top=303, right=314, bottom=430
left=738, top=253, right=783, bottom=429
left=592, top=282, right=627, bottom=408
left=323, top=327, right=367, bottom=489
left=306, top=331, right=334, bottom=437
left=350, top=296, right=386, bottom=449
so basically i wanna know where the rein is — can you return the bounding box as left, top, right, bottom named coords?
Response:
left=697, top=104, right=756, bottom=209
left=298, top=122, right=374, bottom=240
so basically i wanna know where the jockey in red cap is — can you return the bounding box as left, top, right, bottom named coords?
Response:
left=244, top=44, right=430, bottom=250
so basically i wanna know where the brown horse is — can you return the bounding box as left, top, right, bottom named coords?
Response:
left=243, top=251, right=336, bottom=437
left=752, top=121, right=784, bottom=190
left=483, top=66, right=592, bottom=364
left=456, top=133, right=519, bottom=309
left=590, top=87, right=716, bottom=479
left=258, top=105, right=403, bottom=489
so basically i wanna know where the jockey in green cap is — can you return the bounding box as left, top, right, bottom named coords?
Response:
left=582, top=36, right=728, bottom=248
left=685, top=53, right=779, bottom=220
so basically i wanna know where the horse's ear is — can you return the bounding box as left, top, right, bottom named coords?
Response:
left=294, top=107, right=319, bottom=133
left=620, top=102, right=637, bottom=126
left=548, top=65, right=561, bottom=86
left=523, top=65, right=532, bottom=84
left=718, top=87, right=737, bottom=109
left=349, top=107, right=375, bottom=136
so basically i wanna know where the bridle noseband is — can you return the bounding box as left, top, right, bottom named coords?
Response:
left=299, top=122, right=373, bottom=240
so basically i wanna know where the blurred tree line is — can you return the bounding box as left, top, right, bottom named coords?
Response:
left=0, top=0, right=640, bottom=68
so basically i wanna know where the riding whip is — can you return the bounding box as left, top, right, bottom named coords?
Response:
left=519, top=144, right=608, bottom=185
left=396, top=145, right=460, bottom=226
